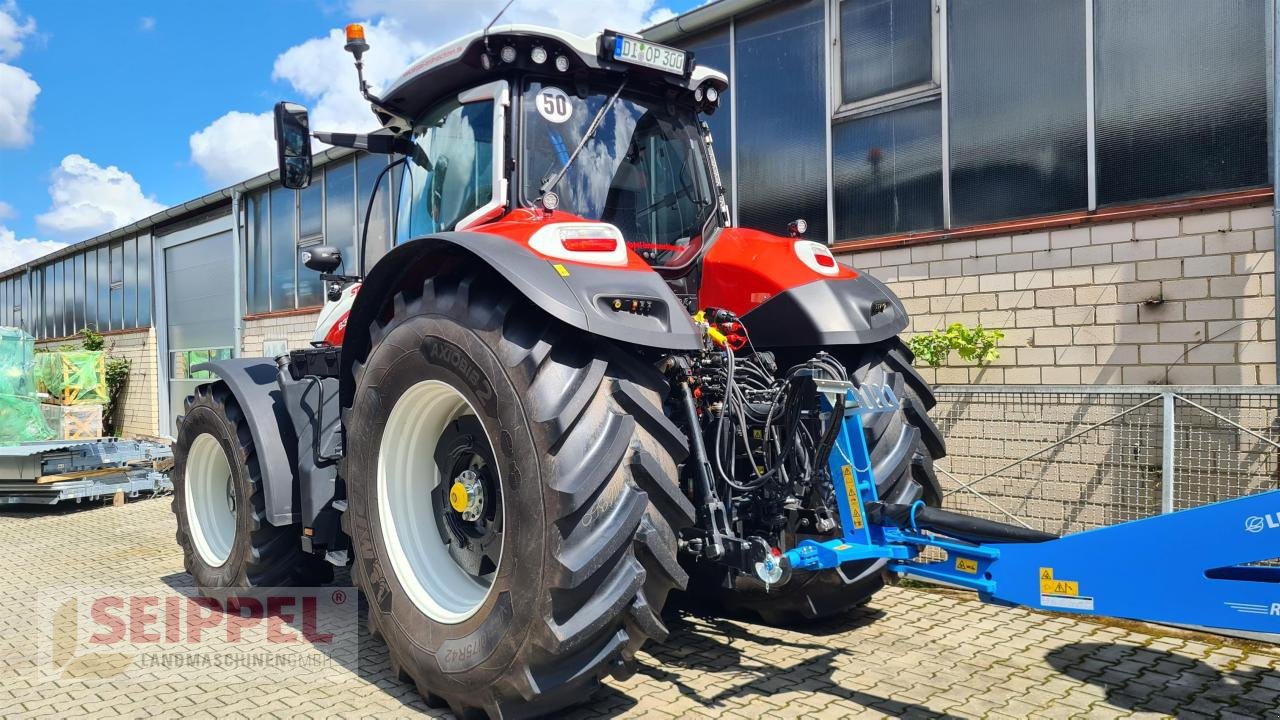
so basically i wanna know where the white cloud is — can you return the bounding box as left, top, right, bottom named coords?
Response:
left=189, top=110, right=276, bottom=188
left=189, top=19, right=427, bottom=187
left=139, top=16, right=155, bottom=32
left=0, top=0, right=36, bottom=62
left=0, top=200, right=14, bottom=220
left=0, top=62, right=39, bottom=148
left=35, top=154, right=165, bottom=238
left=0, top=225, right=64, bottom=273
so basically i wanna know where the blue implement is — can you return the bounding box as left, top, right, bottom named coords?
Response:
left=782, top=382, right=1280, bottom=636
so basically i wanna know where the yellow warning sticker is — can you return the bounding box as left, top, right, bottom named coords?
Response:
left=955, top=558, right=978, bottom=574
left=1040, top=567, right=1054, bottom=580
left=1040, top=579, right=1079, bottom=597
left=840, top=465, right=864, bottom=529
left=552, top=263, right=570, bottom=277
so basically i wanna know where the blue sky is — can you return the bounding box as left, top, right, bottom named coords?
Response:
left=0, top=0, right=702, bottom=270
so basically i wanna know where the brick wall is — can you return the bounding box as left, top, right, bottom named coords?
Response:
left=838, top=204, right=1277, bottom=385
left=37, top=327, right=159, bottom=437
left=241, top=311, right=323, bottom=358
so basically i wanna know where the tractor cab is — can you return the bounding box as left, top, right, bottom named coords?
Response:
left=380, top=26, right=729, bottom=274
left=279, top=24, right=730, bottom=277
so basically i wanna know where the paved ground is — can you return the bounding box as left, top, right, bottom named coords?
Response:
left=1, top=497, right=1278, bottom=719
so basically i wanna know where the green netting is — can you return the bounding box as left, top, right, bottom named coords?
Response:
left=36, top=350, right=107, bottom=405
left=0, top=326, right=55, bottom=443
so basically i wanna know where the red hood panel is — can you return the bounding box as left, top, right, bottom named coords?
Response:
left=698, top=228, right=857, bottom=317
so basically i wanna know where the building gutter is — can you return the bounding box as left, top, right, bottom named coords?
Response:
left=641, top=0, right=767, bottom=42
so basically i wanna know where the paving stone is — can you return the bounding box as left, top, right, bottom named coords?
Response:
left=2, top=499, right=1280, bottom=718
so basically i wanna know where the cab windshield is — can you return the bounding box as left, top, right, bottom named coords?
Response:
left=521, top=79, right=716, bottom=268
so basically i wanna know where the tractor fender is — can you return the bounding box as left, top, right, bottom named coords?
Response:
left=190, top=358, right=299, bottom=526
left=739, top=273, right=909, bottom=348
left=339, top=232, right=700, bottom=407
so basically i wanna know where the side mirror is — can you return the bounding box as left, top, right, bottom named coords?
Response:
left=274, top=101, right=313, bottom=189
left=302, top=245, right=342, bottom=274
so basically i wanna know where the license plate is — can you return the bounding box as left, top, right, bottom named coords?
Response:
left=613, top=35, right=687, bottom=76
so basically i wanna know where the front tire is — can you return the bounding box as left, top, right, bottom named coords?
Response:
left=343, top=270, right=693, bottom=718
left=172, top=382, right=332, bottom=590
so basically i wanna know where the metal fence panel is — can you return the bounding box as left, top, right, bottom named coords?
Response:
left=932, top=386, right=1280, bottom=536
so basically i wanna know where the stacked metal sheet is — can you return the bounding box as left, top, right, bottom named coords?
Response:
left=0, top=438, right=173, bottom=506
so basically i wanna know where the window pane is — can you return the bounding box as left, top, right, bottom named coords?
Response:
left=72, top=253, right=85, bottom=333
left=324, top=160, right=356, bottom=273
left=297, top=173, right=325, bottom=307
left=82, top=253, right=95, bottom=332
left=137, top=235, right=152, bottom=326
left=51, top=262, right=63, bottom=337
left=247, top=192, right=270, bottom=314
left=1095, top=0, right=1268, bottom=205
left=679, top=27, right=733, bottom=213
left=948, top=0, right=1087, bottom=226
left=269, top=185, right=296, bottom=310
left=834, top=100, right=943, bottom=239
left=110, top=242, right=123, bottom=330
left=358, top=152, right=392, bottom=270
left=296, top=244, right=323, bottom=307
left=123, top=238, right=137, bottom=328
left=736, top=0, right=829, bottom=240
left=299, top=174, right=324, bottom=239
left=841, top=0, right=933, bottom=103
left=97, top=247, right=111, bottom=332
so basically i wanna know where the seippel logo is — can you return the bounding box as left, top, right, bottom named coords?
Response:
left=1244, top=512, right=1280, bottom=533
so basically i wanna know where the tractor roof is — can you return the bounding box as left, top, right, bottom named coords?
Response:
left=377, top=24, right=728, bottom=128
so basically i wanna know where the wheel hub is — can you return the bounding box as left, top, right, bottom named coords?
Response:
left=449, top=469, right=485, bottom=521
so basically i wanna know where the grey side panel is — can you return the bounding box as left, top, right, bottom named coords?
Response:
left=191, top=358, right=298, bottom=526
left=448, top=231, right=701, bottom=350
left=278, top=372, right=341, bottom=531
left=740, top=274, right=910, bottom=348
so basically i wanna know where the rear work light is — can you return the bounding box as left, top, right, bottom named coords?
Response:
left=794, top=240, right=842, bottom=276
left=529, top=223, right=628, bottom=266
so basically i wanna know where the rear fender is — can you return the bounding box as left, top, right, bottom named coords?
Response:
left=189, top=358, right=299, bottom=526
left=338, top=232, right=700, bottom=407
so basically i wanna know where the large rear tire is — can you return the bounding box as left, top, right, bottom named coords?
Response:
left=172, top=382, right=333, bottom=590
left=343, top=269, right=693, bottom=718
left=699, top=338, right=945, bottom=624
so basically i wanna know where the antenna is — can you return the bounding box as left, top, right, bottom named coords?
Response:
left=483, top=0, right=516, bottom=36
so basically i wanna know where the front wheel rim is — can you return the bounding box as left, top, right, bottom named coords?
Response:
left=184, top=432, right=238, bottom=567
left=378, top=379, right=504, bottom=624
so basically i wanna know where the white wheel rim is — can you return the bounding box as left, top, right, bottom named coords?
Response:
left=378, top=379, right=503, bottom=624
left=184, top=432, right=237, bottom=567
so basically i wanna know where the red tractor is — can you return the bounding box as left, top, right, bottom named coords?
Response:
left=172, top=23, right=943, bottom=718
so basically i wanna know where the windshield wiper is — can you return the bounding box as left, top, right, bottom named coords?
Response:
left=539, top=78, right=628, bottom=199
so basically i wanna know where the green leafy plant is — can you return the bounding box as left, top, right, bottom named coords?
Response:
left=908, top=323, right=1004, bottom=368
left=907, top=330, right=953, bottom=368
left=78, top=327, right=131, bottom=436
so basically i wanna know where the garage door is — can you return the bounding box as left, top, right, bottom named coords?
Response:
left=164, top=229, right=236, bottom=434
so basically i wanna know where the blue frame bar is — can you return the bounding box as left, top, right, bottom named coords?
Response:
left=783, top=384, right=1280, bottom=635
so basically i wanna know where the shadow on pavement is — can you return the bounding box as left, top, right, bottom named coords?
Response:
left=1046, top=641, right=1280, bottom=717
left=574, top=606, right=966, bottom=720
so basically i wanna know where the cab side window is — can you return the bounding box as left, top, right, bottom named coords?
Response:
left=397, top=98, right=494, bottom=242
